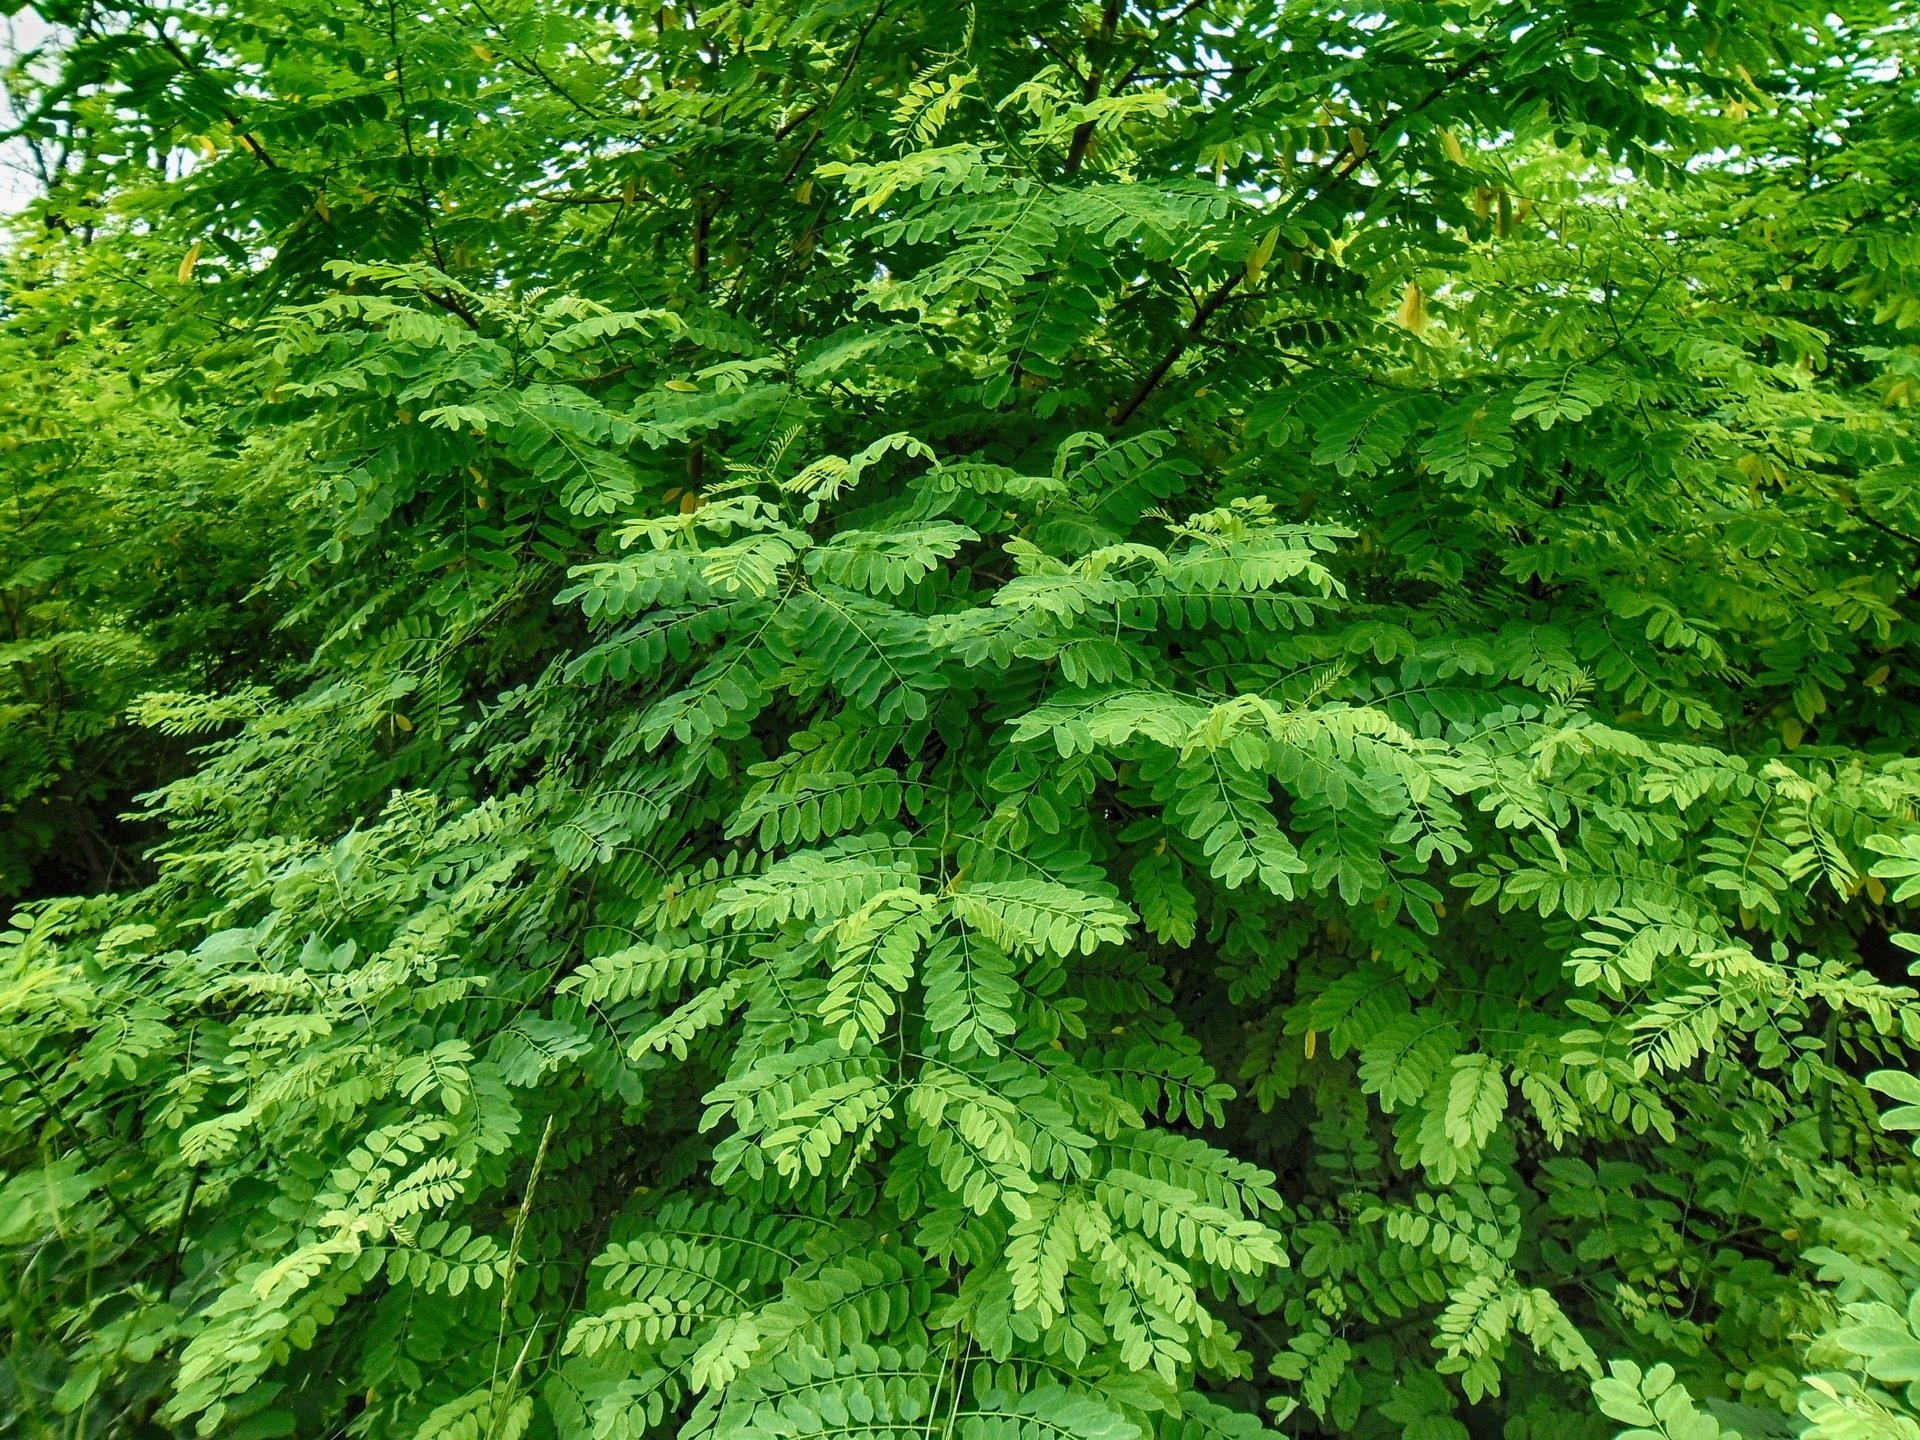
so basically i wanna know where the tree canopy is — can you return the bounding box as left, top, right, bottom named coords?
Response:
left=4, top=2, right=1920, bottom=1439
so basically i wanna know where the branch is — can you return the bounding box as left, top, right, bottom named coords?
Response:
left=1030, top=31, right=1087, bottom=88
left=1855, top=508, right=1920, bottom=551
left=385, top=0, right=460, bottom=296
left=423, top=284, right=482, bottom=330
left=1110, top=271, right=1244, bottom=425
left=778, top=0, right=891, bottom=189
left=1062, top=0, right=1123, bottom=178
left=466, top=0, right=613, bottom=121
left=146, top=23, right=278, bottom=168
left=1110, top=46, right=1490, bottom=426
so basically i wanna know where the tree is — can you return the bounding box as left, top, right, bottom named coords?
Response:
left=3, top=2, right=1920, bottom=1438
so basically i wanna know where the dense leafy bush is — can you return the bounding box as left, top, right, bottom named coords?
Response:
left=4, top=2, right=1920, bottom=1439
left=0, top=248, right=288, bottom=897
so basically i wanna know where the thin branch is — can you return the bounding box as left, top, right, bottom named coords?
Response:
left=383, top=0, right=478, bottom=328
left=1030, top=30, right=1086, bottom=88
left=466, top=0, right=612, bottom=121
left=146, top=22, right=277, bottom=168
left=0, top=1037, right=158, bottom=1247
left=1062, top=0, right=1123, bottom=178
left=778, top=0, right=891, bottom=189
left=1110, top=272, right=1245, bottom=425
left=773, top=96, right=823, bottom=143
left=1155, top=0, right=1218, bottom=23
left=1111, top=45, right=1491, bottom=425
left=424, top=287, right=483, bottom=329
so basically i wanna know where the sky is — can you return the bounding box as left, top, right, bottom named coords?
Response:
left=1, top=10, right=53, bottom=215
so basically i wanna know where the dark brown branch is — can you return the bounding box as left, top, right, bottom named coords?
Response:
left=1110, top=272, right=1244, bottom=425
left=147, top=24, right=278, bottom=168
left=424, top=286, right=482, bottom=330
left=778, top=0, right=891, bottom=189
left=466, top=0, right=611, bottom=120
left=1030, top=31, right=1087, bottom=88
left=1110, top=46, right=1491, bottom=426
left=384, top=0, right=459, bottom=294
left=774, top=97, right=823, bottom=142
left=1848, top=505, right=1920, bottom=551
left=1062, top=0, right=1124, bottom=178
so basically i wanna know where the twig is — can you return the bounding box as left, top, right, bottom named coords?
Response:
left=385, top=0, right=447, bottom=273
left=1111, top=271, right=1245, bottom=425
left=1062, top=0, right=1124, bottom=178
left=467, top=0, right=613, bottom=121
left=1110, top=45, right=1490, bottom=425
left=146, top=23, right=278, bottom=168
left=0, top=1036, right=157, bottom=1246
left=777, top=0, right=892, bottom=189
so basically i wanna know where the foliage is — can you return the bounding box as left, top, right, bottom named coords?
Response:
left=3, top=2, right=1920, bottom=1439
left=0, top=238, right=287, bottom=897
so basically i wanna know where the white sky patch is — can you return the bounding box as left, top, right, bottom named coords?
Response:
left=1, top=8, right=53, bottom=215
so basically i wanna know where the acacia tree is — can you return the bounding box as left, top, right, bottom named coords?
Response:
left=4, top=3, right=1920, bottom=1439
